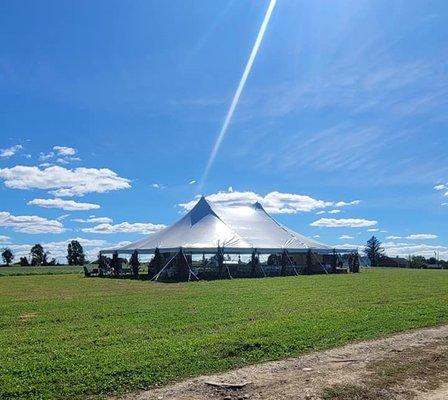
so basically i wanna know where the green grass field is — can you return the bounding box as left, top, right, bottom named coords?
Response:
left=0, top=265, right=84, bottom=276
left=1, top=268, right=447, bottom=399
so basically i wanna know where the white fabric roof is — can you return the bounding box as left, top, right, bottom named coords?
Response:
left=109, top=196, right=334, bottom=254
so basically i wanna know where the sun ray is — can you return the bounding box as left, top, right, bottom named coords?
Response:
left=198, top=0, right=277, bottom=191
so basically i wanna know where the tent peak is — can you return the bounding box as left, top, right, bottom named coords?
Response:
left=189, top=195, right=219, bottom=225
left=252, top=201, right=265, bottom=211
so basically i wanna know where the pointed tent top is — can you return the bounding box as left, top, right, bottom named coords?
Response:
left=252, top=201, right=265, bottom=210
left=189, top=195, right=219, bottom=225
left=108, top=194, right=344, bottom=254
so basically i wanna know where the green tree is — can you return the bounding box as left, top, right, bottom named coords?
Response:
left=67, top=240, right=85, bottom=265
left=364, top=236, right=383, bottom=267
left=20, top=257, right=29, bottom=266
left=30, top=244, right=46, bottom=266
left=409, top=255, right=426, bottom=269
left=130, top=250, right=140, bottom=277
left=1, top=248, right=14, bottom=266
left=149, top=248, right=164, bottom=276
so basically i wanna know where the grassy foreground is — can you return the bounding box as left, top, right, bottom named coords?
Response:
left=0, top=265, right=84, bottom=276
left=0, top=269, right=447, bottom=399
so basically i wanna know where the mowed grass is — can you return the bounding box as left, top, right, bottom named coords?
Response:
left=0, top=265, right=84, bottom=276
left=0, top=269, right=447, bottom=399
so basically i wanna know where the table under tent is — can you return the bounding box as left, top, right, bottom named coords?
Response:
left=96, top=196, right=359, bottom=281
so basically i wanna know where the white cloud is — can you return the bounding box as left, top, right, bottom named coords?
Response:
left=316, top=211, right=326, bottom=215
left=310, top=218, right=378, bottom=228
left=386, top=235, right=402, bottom=240
left=367, top=228, right=380, bottom=232
left=334, top=200, right=361, bottom=207
left=72, top=216, right=113, bottom=223
left=39, top=152, right=54, bottom=161
left=313, top=235, right=320, bottom=238
left=0, top=145, right=23, bottom=158
left=39, top=147, right=80, bottom=164
left=0, top=165, right=131, bottom=197
left=57, top=157, right=81, bottom=164
left=189, top=180, right=197, bottom=185
left=383, top=241, right=448, bottom=259
left=339, top=235, right=354, bottom=240
left=405, top=234, right=438, bottom=240
left=0, top=235, right=11, bottom=243
left=27, top=198, right=100, bottom=211
left=180, top=190, right=360, bottom=215
left=151, top=183, right=166, bottom=189
left=0, top=211, right=65, bottom=234
left=181, top=190, right=361, bottom=215
left=434, top=183, right=448, bottom=204
left=328, top=209, right=341, bottom=214
left=82, top=221, right=166, bottom=234
left=53, top=146, right=76, bottom=156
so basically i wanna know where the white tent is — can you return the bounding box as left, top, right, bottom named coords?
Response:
left=101, top=196, right=345, bottom=255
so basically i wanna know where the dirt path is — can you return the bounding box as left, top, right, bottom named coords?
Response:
left=118, top=325, right=448, bottom=400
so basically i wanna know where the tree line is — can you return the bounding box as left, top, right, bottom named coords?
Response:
left=364, top=236, right=447, bottom=268
left=1, top=240, right=86, bottom=267
left=1, top=237, right=446, bottom=268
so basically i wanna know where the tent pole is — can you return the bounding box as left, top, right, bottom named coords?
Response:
left=285, top=250, right=299, bottom=276
left=182, top=251, right=199, bottom=281
left=312, top=251, right=329, bottom=275
left=258, top=251, right=267, bottom=277
left=151, top=253, right=177, bottom=281
left=221, top=248, right=232, bottom=279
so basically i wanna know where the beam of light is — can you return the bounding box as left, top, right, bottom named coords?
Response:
left=199, top=0, right=277, bottom=191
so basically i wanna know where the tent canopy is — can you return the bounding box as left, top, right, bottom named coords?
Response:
left=101, top=196, right=350, bottom=255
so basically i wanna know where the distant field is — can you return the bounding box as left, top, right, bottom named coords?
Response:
left=0, top=268, right=447, bottom=399
left=0, top=265, right=84, bottom=276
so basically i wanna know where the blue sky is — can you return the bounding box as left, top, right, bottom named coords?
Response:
left=1, top=0, right=447, bottom=261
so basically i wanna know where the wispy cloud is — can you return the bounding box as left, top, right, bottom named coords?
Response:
left=311, top=218, right=378, bottom=228
left=406, top=233, right=438, bottom=240
left=38, top=146, right=80, bottom=164
left=72, top=216, right=112, bottom=224
left=28, top=198, right=100, bottom=211
left=339, top=235, right=354, bottom=240
left=0, top=211, right=65, bottom=234
left=151, top=183, right=165, bottom=189
left=244, top=58, right=448, bottom=120
left=0, top=145, right=23, bottom=158
left=53, top=146, right=76, bottom=156
left=0, top=235, right=11, bottom=243
left=82, top=221, right=165, bottom=234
